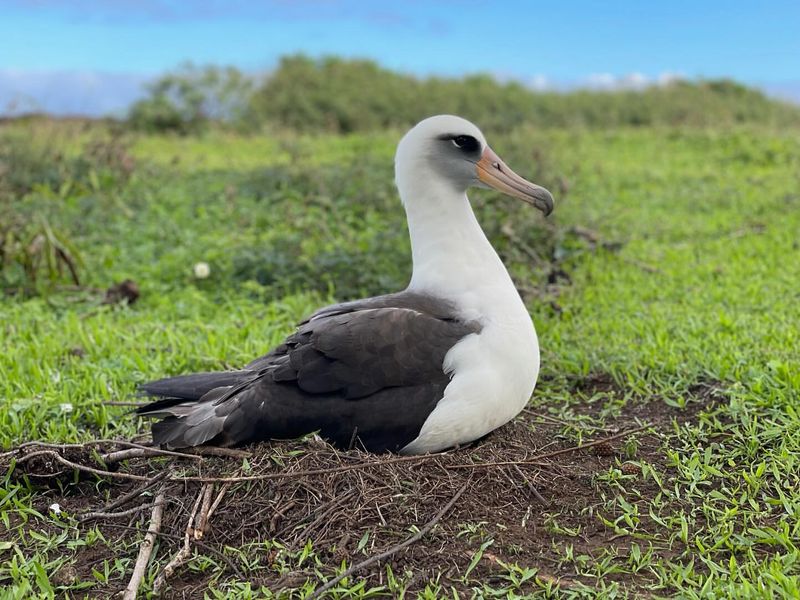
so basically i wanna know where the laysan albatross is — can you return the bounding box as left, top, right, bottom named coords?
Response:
left=137, top=115, right=554, bottom=454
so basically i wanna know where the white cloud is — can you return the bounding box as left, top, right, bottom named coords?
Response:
left=578, top=71, right=685, bottom=91
left=1, top=66, right=794, bottom=119
left=584, top=73, right=617, bottom=89
left=657, top=71, right=685, bottom=86
left=528, top=74, right=550, bottom=91
left=0, top=69, right=151, bottom=117
left=618, top=72, right=649, bottom=90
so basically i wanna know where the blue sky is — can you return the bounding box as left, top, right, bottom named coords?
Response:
left=1, top=0, right=798, bottom=115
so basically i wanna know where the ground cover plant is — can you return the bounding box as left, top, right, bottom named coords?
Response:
left=1, top=118, right=799, bottom=598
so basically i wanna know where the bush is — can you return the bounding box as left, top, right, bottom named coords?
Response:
left=248, top=55, right=800, bottom=132
left=128, top=63, right=254, bottom=134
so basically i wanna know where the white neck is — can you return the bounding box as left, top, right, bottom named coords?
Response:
left=399, top=177, right=527, bottom=323
left=395, top=171, right=540, bottom=455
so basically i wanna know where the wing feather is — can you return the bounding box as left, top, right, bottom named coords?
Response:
left=138, top=292, right=481, bottom=451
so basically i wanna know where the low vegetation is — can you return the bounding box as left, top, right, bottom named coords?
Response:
left=126, top=56, right=800, bottom=134
left=1, top=110, right=799, bottom=598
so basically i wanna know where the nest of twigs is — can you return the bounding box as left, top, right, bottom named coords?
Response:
left=1, top=409, right=655, bottom=598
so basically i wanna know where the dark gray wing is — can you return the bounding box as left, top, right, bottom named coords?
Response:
left=138, top=292, right=480, bottom=452
left=242, top=291, right=466, bottom=372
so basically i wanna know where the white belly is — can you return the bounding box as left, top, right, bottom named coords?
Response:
left=400, top=316, right=540, bottom=455
left=397, top=184, right=543, bottom=455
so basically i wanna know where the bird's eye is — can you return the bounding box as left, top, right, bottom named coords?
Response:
left=452, top=135, right=479, bottom=152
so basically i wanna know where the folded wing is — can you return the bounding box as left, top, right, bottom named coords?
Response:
left=137, top=292, right=479, bottom=452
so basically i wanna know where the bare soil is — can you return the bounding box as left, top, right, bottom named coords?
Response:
left=2, top=375, right=725, bottom=598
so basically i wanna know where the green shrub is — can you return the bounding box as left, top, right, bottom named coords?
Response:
left=128, top=63, right=254, bottom=134
left=247, top=55, right=800, bottom=132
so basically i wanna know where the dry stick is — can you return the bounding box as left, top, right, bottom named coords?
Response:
left=1, top=438, right=153, bottom=457
left=94, top=471, right=169, bottom=514
left=1, top=441, right=85, bottom=457
left=80, top=502, right=158, bottom=522
left=0, top=440, right=110, bottom=460
left=102, top=447, right=204, bottom=463
left=511, top=463, right=548, bottom=505
left=204, top=482, right=231, bottom=525
left=181, top=453, right=443, bottom=483
left=152, top=486, right=205, bottom=595
left=102, top=439, right=190, bottom=455
left=290, top=490, right=356, bottom=544
left=183, top=446, right=252, bottom=459
left=194, top=483, right=214, bottom=540
left=268, top=500, right=299, bottom=533
left=308, top=479, right=470, bottom=600
left=103, top=522, right=244, bottom=580
left=522, top=409, right=578, bottom=428
left=14, top=449, right=150, bottom=481
left=122, top=491, right=165, bottom=600
left=7, top=443, right=435, bottom=484
left=446, top=424, right=652, bottom=470
left=521, top=408, right=615, bottom=432
left=103, top=445, right=251, bottom=463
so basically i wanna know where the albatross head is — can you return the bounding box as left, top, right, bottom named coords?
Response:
left=395, top=115, right=554, bottom=216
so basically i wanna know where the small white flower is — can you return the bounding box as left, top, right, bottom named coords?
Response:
left=49, top=503, right=62, bottom=515
left=60, top=403, right=74, bottom=413
left=193, top=262, right=211, bottom=279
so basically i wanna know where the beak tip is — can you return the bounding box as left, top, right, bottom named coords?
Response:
left=537, top=189, right=555, bottom=217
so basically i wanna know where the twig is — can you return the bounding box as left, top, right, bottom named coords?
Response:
left=103, top=444, right=250, bottom=463
left=122, top=491, right=165, bottom=600
left=205, top=482, right=231, bottom=524
left=152, top=486, right=205, bottom=595
left=445, top=458, right=551, bottom=470
left=102, top=447, right=203, bottom=463
left=268, top=500, right=298, bottom=533
left=194, top=484, right=214, bottom=540
left=181, top=453, right=442, bottom=483
left=182, top=446, right=252, bottom=459
left=446, top=424, right=652, bottom=470
left=289, top=490, right=356, bottom=543
left=511, top=463, right=548, bottom=504
left=309, top=479, right=470, bottom=600
left=522, top=408, right=616, bottom=433
left=103, top=523, right=244, bottom=579
left=94, top=471, right=169, bottom=513
left=80, top=502, right=159, bottom=522
left=14, top=449, right=149, bottom=481
left=1, top=438, right=154, bottom=458
left=522, top=409, right=579, bottom=428
left=1, top=441, right=87, bottom=457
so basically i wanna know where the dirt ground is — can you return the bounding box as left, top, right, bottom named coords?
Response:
left=3, top=375, right=724, bottom=598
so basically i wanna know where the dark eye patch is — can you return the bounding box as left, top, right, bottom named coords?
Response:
left=452, top=135, right=480, bottom=153
left=437, top=133, right=480, bottom=154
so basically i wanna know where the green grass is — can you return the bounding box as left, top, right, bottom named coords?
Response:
left=2, top=120, right=799, bottom=598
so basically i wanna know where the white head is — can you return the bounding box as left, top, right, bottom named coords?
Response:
left=395, top=115, right=554, bottom=215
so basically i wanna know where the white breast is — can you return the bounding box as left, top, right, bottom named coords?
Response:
left=395, top=169, right=541, bottom=455
left=400, top=294, right=539, bottom=455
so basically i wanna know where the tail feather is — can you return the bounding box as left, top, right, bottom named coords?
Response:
left=137, top=371, right=252, bottom=448
left=139, top=371, right=249, bottom=401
